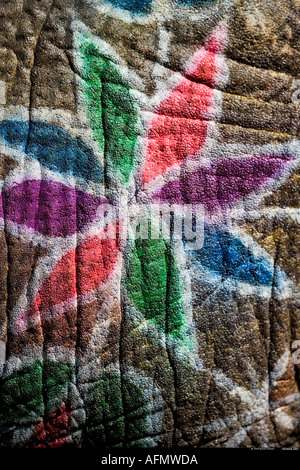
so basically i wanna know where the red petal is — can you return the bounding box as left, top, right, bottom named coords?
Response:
left=142, top=24, right=227, bottom=185
left=17, top=230, right=120, bottom=332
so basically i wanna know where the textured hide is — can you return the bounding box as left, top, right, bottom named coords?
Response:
left=0, top=0, right=299, bottom=448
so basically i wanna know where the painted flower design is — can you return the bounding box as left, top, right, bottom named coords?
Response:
left=0, top=23, right=297, bottom=447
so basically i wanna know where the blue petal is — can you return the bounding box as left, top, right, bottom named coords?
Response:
left=187, top=225, right=273, bottom=286
left=0, top=120, right=103, bottom=184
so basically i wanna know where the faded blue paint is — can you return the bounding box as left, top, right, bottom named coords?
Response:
left=177, top=0, right=215, bottom=5
left=104, top=0, right=152, bottom=14
left=102, top=0, right=214, bottom=14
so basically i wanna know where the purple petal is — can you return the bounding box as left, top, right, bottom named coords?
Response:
left=153, top=154, right=292, bottom=213
left=0, top=179, right=105, bottom=237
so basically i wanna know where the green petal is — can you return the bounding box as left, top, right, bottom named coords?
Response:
left=76, top=32, right=140, bottom=185
left=125, top=239, right=186, bottom=340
